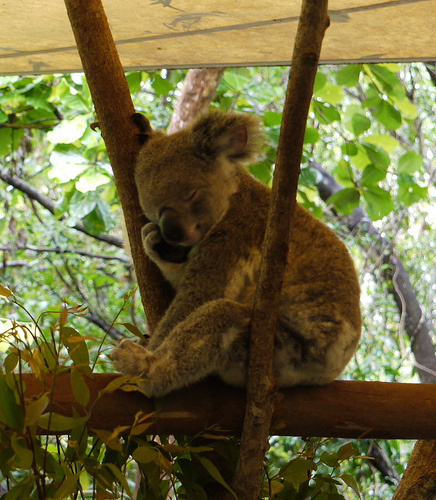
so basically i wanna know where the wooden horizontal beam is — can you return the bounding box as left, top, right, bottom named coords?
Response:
left=21, top=373, right=436, bottom=439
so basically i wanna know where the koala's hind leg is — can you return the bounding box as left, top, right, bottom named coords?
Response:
left=111, top=299, right=251, bottom=397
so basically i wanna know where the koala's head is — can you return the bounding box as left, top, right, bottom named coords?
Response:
left=132, top=110, right=262, bottom=247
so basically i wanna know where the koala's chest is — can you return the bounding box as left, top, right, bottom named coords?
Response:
left=224, top=250, right=262, bottom=306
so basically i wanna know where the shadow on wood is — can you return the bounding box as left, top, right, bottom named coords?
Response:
left=22, top=373, right=436, bottom=439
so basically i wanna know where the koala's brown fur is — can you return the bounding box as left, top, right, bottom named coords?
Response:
left=111, top=110, right=362, bottom=396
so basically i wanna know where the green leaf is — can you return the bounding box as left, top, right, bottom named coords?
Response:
left=335, top=64, right=361, bottom=86
left=222, top=72, right=251, bottom=93
left=327, top=188, right=360, bottom=215
left=373, top=99, right=402, bottom=130
left=303, top=127, right=319, bottom=145
left=0, top=371, right=24, bottom=432
left=105, top=463, right=134, bottom=498
left=314, top=83, right=344, bottom=105
left=4, top=476, right=34, bottom=500
left=62, top=327, right=92, bottom=378
left=11, top=434, right=34, bottom=469
left=47, top=114, right=89, bottom=144
left=341, top=473, right=361, bottom=498
left=0, top=127, right=24, bottom=156
left=197, top=455, right=237, bottom=497
left=38, top=412, right=89, bottom=432
left=71, top=366, right=90, bottom=407
left=263, top=111, right=282, bottom=127
left=312, top=100, right=341, bottom=125
left=360, top=164, right=387, bottom=186
left=361, top=186, right=394, bottom=220
left=280, top=457, right=317, bottom=485
left=361, top=142, right=390, bottom=170
left=397, top=151, right=423, bottom=174
left=397, top=175, right=427, bottom=206
left=122, top=323, right=147, bottom=341
left=336, top=442, right=357, bottom=461
left=126, top=72, right=142, bottom=94
left=24, top=394, right=49, bottom=428
left=363, top=133, right=399, bottom=154
left=313, top=72, right=327, bottom=92
left=132, top=445, right=159, bottom=464
left=52, top=473, right=80, bottom=500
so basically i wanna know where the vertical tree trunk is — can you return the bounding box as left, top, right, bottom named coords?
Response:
left=63, top=0, right=172, bottom=331
left=231, top=2, right=330, bottom=499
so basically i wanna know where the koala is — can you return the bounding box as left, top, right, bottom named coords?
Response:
left=111, top=110, right=362, bottom=397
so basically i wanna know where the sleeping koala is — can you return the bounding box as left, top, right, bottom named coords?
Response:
left=111, top=110, right=361, bottom=397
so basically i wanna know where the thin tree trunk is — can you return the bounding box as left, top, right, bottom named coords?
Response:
left=167, top=68, right=224, bottom=134
left=231, top=2, right=330, bottom=499
left=63, top=0, right=172, bottom=331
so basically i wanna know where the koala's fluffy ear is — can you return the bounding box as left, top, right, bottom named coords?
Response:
left=131, top=113, right=153, bottom=146
left=190, top=110, right=262, bottom=163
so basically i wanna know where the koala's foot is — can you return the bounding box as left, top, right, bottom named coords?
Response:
left=111, top=340, right=156, bottom=396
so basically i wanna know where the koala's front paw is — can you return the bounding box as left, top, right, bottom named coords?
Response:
left=142, top=223, right=162, bottom=260
left=142, top=222, right=190, bottom=264
left=111, top=340, right=156, bottom=395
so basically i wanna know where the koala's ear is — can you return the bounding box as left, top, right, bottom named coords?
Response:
left=190, top=111, right=262, bottom=163
left=131, top=113, right=153, bottom=146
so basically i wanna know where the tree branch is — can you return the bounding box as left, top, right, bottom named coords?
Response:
left=0, top=168, right=123, bottom=248
left=63, top=0, right=173, bottom=330
left=232, top=2, right=330, bottom=499
left=167, top=68, right=225, bottom=134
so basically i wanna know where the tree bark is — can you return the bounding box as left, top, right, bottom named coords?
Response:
left=63, top=0, right=172, bottom=330
left=231, top=2, right=330, bottom=499
left=392, top=440, right=436, bottom=500
left=167, top=68, right=224, bottom=134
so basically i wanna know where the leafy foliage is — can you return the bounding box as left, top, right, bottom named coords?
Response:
left=0, top=63, right=435, bottom=497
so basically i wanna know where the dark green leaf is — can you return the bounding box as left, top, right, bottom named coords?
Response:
left=360, top=164, right=387, bottom=186
left=398, top=175, right=427, bottom=206
left=373, top=100, right=402, bottom=130
left=312, top=100, right=341, bottom=125
left=327, top=188, right=360, bottom=215
left=361, top=186, right=394, bottom=220
left=0, top=371, right=24, bottom=432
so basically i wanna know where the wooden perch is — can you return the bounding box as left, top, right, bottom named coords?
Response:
left=21, top=374, right=436, bottom=440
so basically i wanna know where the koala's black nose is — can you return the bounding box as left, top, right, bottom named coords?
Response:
left=160, top=209, right=184, bottom=245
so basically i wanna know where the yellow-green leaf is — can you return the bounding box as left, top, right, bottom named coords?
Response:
left=38, top=412, right=88, bottom=432
left=25, top=394, right=49, bottom=428
left=71, top=366, right=90, bottom=407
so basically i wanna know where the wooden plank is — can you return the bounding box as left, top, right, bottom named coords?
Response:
left=21, top=374, right=436, bottom=439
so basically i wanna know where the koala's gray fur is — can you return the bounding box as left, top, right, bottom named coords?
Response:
left=111, top=110, right=362, bottom=397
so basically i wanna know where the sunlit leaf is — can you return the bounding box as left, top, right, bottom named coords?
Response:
left=280, top=457, right=317, bottom=485
left=24, top=394, right=49, bottom=428
left=361, top=186, right=394, bottom=220
left=0, top=285, right=13, bottom=298
left=71, top=366, right=90, bottom=407
left=38, top=412, right=88, bottom=432
left=397, top=151, right=423, bottom=174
